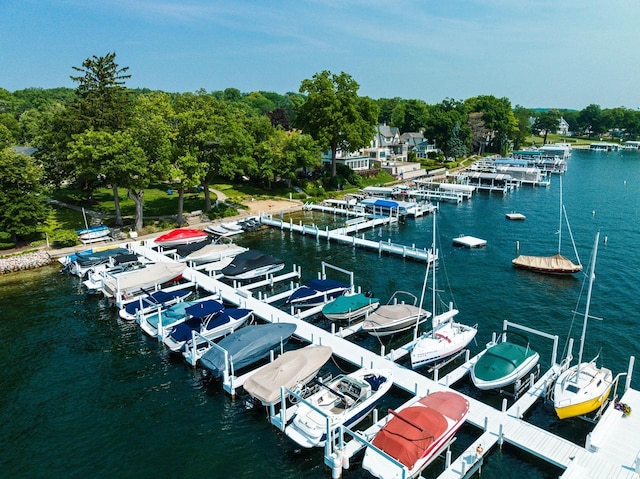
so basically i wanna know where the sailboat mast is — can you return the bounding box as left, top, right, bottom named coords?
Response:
left=431, top=211, right=437, bottom=335
left=557, top=176, right=563, bottom=254
left=576, top=231, right=600, bottom=371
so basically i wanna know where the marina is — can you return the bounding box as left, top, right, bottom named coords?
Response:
left=2, top=149, right=639, bottom=479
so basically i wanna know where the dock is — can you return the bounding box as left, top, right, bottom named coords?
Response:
left=452, top=235, right=487, bottom=248
left=115, top=240, right=638, bottom=479
left=259, top=215, right=437, bottom=263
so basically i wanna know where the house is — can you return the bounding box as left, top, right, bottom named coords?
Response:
left=557, top=117, right=570, bottom=136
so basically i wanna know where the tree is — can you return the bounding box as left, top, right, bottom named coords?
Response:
left=0, top=148, right=50, bottom=243
left=70, top=52, right=132, bottom=132
left=128, top=92, right=174, bottom=231
left=578, top=104, right=604, bottom=137
left=445, top=123, right=467, bottom=158
left=391, top=99, right=429, bottom=133
left=466, top=95, right=517, bottom=154
left=295, top=71, right=378, bottom=178
left=533, top=109, right=561, bottom=144
left=512, top=105, right=532, bottom=149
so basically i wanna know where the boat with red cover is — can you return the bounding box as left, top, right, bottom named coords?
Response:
left=362, top=391, right=469, bottom=479
left=153, top=228, right=209, bottom=247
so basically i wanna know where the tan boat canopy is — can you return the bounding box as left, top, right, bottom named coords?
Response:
left=512, top=253, right=582, bottom=274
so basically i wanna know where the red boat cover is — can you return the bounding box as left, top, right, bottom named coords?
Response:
left=372, top=406, right=447, bottom=467
left=418, top=391, right=469, bottom=421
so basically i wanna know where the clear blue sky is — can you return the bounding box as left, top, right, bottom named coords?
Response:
left=2, top=0, right=639, bottom=110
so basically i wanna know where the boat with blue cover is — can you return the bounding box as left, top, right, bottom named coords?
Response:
left=162, top=299, right=230, bottom=352
left=286, top=279, right=351, bottom=307
left=67, top=247, right=130, bottom=276
left=76, top=224, right=110, bottom=242
left=200, top=323, right=297, bottom=378
left=139, top=299, right=209, bottom=338
left=118, top=288, right=193, bottom=321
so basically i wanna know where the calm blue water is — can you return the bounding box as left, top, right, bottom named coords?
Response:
left=1, top=149, right=638, bottom=479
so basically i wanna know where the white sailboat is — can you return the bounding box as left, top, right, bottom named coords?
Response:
left=410, top=212, right=477, bottom=369
left=553, top=231, right=613, bottom=419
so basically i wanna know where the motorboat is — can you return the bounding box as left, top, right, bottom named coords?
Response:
left=321, top=292, right=380, bottom=322
left=67, top=247, right=130, bottom=277
left=361, top=291, right=430, bottom=337
left=243, top=345, right=333, bottom=406
left=220, top=250, right=285, bottom=281
left=153, top=228, right=209, bottom=247
left=76, top=224, right=110, bottom=242
left=362, top=391, right=469, bottom=479
left=139, top=299, right=205, bottom=338
left=285, top=279, right=351, bottom=307
left=180, top=242, right=247, bottom=265
left=512, top=177, right=582, bottom=275
left=162, top=299, right=231, bottom=352
left=553, top=232, right=613, bottom=419
left=182, top=308, right=254, bottom=365
left=204, top=223, right=244, bottom=237
left=284, top=368, right=393, bottom=448
left=471, top=332, right=540, bottom=390
left=200, top=323, right=297, bottom=378
left=82, top=254, right=150, bottom=293
left=100, top=262, right=186, bottom=298
left=118, top=288, right=193, bottom=321
left=410, top=212, right=477, bottom=368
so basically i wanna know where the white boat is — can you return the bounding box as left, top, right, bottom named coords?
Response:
left=512, top=177, right=582, bottom=275
left=100, top=262, right=186, bottom=298
left=243, top=345, right=333, bottom=406
left=362, top=391, right=469, bottom=479
left=76, top=225, right=110, bottom=241
left=410, top=212, right=477, bottom=368
left=553, top=232, right=613, bottom=419
left=284, top=368, right=393, bottom=448
left=118, top=288, right=193, bottom=321
left=361, top=291, right=430, bottom=337
left=471, top=331, right=540, bottom=390
left=180, top=242, right=247, bottom=265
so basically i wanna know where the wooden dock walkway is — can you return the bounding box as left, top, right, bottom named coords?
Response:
left=127, top=241, right=638, bottom=479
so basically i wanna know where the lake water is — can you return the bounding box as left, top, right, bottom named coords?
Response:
left=1, top=148, right=638, bottom=478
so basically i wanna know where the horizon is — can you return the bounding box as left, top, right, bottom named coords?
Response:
left=2, top=1, right=639, bottom=111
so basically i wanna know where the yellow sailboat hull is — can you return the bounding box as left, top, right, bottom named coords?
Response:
left=554, top=385, right=612, bottom=419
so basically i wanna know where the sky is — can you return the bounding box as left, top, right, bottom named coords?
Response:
left=2, top=0, right=639, bottom=110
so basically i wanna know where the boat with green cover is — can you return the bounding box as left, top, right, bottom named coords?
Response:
left=321, top=292, right=380, bottom=322
left=471, top=333, right=539, bottom=390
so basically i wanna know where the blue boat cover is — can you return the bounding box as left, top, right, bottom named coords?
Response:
left=287, top=279, right=349, bottom=303
left=123, top=289, right=191, bottom=315
left=185, top=300, right=224, bottom=318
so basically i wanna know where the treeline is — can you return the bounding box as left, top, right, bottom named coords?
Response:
left=2, top=53, right=640, bottom=241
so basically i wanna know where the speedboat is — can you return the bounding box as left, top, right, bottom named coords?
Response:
left=180, top=242, right=247, bottom=265
left=553, top=232, right=613, bottom=419
left=162, top=299, right=229, bottom=352
left=285, top=279, right=351, bottom=307
left=139, top=299, right=205, bottom=338
left=200, top=323, right=297, bottom=378
left=361, top=291, right=430, bottom=337
left=243, top=345, right=333, bottom=406
left=322, top=292, right=380, bottom=322
left=182, top=308, right=255, bottom=366
left=362, top=391, right=469, bottom=479
left=284, top=368, right=393, bottom=448
left=471, top=333, right=540, bottom=390
left=220, top=250, right=285, bottom=281
left=67, top=247, right=130, bottom=277
left=100, top=262, right=186, bottom=298
left=118, top=288, right=193, bottom=321
left=153, top=228, right=209, bottom=247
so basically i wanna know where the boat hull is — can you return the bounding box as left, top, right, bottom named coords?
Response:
left=410, top=320, right=477, bottom=368
left=553, top=362, right=613, bottom=419
left=471, top=341, right=540, bottom=390
left=362, top=304, right=428, bottom=337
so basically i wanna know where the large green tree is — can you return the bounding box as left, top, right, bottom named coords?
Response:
left=533, top=109, right=561, bottom=145
left=0, top=148, right=50, bottom=242
left=295, top=71, right=378, bottom=178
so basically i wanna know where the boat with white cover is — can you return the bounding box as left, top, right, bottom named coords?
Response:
left=284, top=368, right=393, bottom=448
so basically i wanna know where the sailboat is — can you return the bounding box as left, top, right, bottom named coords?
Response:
left=512, top=177, right=582, bottom=275
left=410, top=212, right=477, bottom=369
left=553, top=231, right=613, bottom=419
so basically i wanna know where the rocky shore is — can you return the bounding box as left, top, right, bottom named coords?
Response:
left=0, top=250, right=52, bottom=274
